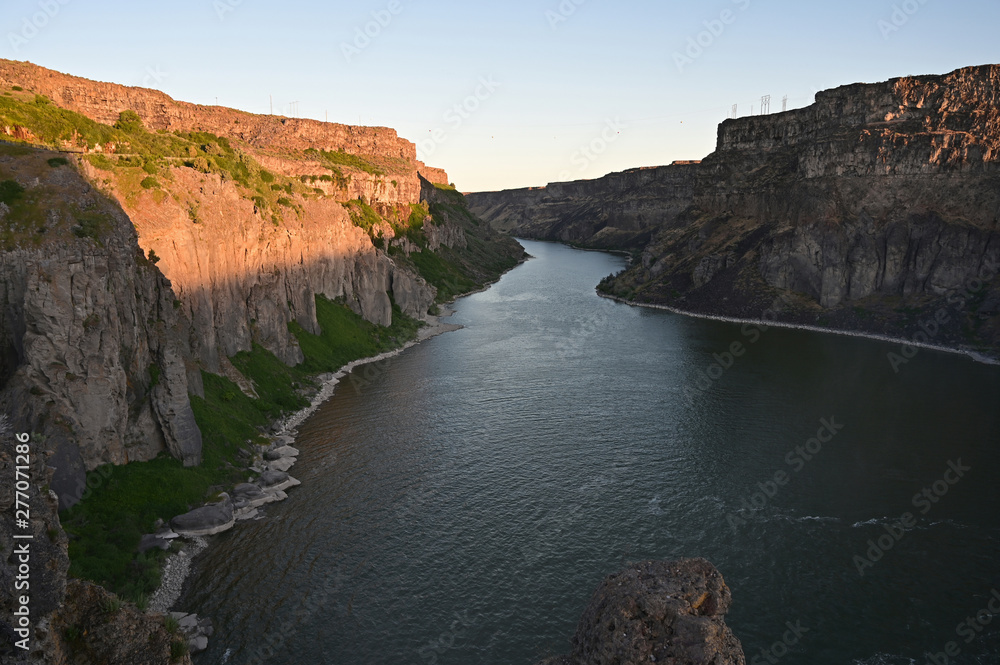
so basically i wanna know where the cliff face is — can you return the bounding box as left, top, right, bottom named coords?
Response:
left=467, top=163, right=698, bottom=250
left=0, top=148, right=201, bottom=507
left=469, top=64, right=1000, bottom=354
left=89, top=161, right=428, bottom=371
left=0, top=59, right=448, bottom=186
left=0, top=60, right=467, bottom=507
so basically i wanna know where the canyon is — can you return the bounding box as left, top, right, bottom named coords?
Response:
left=0, top=60, right=522, bottom=664
left=468, top=64, right=1000, bottom=357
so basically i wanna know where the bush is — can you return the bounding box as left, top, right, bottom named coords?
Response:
left=140, top=176, right=159, bottom=189
left=11, top=85, right=22, bottom=92
left=170, top=640, right=189, bottom=662
left=47, top=157, right=69, bottom=168
left=99, top=596, right=124, bottom=614
left=0, top=179, right=25, bottom=204
left=85, top=154, right=115, bottom=171
left=114, top=110, right=144, bottom=133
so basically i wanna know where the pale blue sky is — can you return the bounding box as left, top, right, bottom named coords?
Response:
left=3, top=0, right=998, bottom=191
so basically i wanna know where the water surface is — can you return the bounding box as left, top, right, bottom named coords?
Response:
left=185, top=240, right=1000, bottom=665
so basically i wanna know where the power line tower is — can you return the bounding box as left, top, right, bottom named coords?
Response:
left=289, top=101, right=300, bottom=118
left=761, top=95, right=771, bottom=115
left=782, top=95, right=788, bottom=112
left=731, top=104, right=737, bottom=120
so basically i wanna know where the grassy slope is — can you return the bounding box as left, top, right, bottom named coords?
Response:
left=404, top=183, right=526, bottom=303
left=60, top=297, right=423, bottom=605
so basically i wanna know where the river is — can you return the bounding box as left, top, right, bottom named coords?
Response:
left=183, top=239, right=1000, bottom=665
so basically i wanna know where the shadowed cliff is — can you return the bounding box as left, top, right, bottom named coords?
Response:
left=468, top=64, right=1000, bottom=357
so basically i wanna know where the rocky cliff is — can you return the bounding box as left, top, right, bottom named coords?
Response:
left=0, top=61, right=526, bottom=664
left=0, top=60, right=475, bottom=511
left=0, top=146, right=202, bottom=508
left=469, top=64, right=1000, bottom=355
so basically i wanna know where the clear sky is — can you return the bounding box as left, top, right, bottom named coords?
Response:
left=3, top=0, right=998, bottom=191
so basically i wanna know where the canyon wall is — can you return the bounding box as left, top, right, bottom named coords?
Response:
left=0, top=148, right=202, bottom=507
left=469, top=64, right=1000, bottom=354
left=0, top=60, right=467, bottom=508
left=0, top=59, right=448, bottom=185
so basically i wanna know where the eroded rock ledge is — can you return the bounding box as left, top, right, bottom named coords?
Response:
left=540, top=559, right=745, bottom=665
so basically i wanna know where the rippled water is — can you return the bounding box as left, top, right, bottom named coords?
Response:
left=184, top=240, right=1000, bottom=665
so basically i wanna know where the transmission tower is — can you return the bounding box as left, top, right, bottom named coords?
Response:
left=731, top=104, right=737, bottom=120
left=761, top=95, right=771, bottom=115
left=782, top=95, right=788, bottom=112
left=289, top=101, right=300, bottom=117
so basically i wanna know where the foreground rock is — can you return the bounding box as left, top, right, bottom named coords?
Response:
left=52, top=581, right=192, bottom=665
left=539, top=559, right=745, bottom=665
left=170, top=495, right=235, bottom=537
left=169, top=612, right=214, bottom=654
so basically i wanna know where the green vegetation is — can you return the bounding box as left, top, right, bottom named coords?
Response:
left=0, top=98, right=308, bottom=220
left=47, top=156, right=69, bottom=168
left=0, top=179, right=25, bottom=204
left=410, top=248, right=478, bottom=302
left=61, top=297, right=423, bottom=605
left=170, top=640, right=189, bottom=662
left=291, top=295, right=422, bottom=373
left=306, top=147, right=385, bottom=175
left=342, top=198, right=383, bottom=235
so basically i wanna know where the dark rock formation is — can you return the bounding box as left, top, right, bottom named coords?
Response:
left=469, top=64, right=1000, bottom=356
left=46, top=581, right=192, bottom=665
left=539, top=559, right=745, bottom=665
left=0, top=422, right=69, bottom=663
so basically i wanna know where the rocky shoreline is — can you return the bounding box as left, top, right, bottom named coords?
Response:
left=598, top=293, right=1000, bottom=366
left=141, top=307, right=465, bottom=654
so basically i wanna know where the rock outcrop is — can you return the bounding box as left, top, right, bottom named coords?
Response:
left=0, top=148, right=202, bottom=507
left=0, top=60, right=469, bottom=502
left=0, top=420, right=69, bottom=663
left=539, top=559, right=745, bottom=665
left=469, top=64, right=1000, bottom=355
